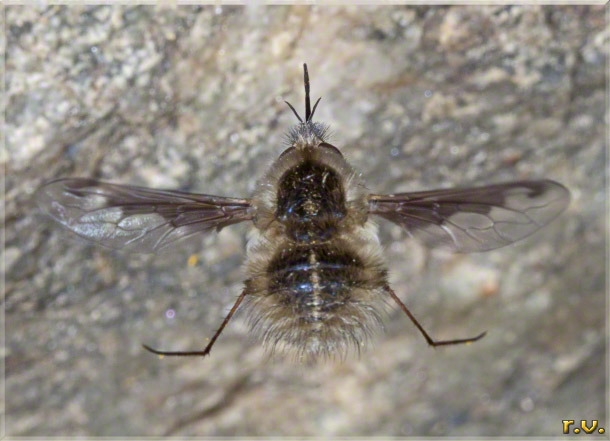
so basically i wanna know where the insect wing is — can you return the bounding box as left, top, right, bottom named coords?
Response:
left=369, top=180, right=570, bottom=253
left=36, top=178, right=254, bottom=252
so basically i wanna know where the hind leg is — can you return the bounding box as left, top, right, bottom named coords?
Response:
left=143, top=289, right=247, bottom=357
left=384, top=284, right=486, bottom=346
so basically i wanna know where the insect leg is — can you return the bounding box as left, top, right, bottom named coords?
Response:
left=384, top=284, right=487, bottom=347
left=142, top=289, right=248, bottom=357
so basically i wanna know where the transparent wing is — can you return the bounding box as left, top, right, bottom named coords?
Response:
left=36, top=178, right=254, bottom=253
left=369, top=180, right=570, bottom=253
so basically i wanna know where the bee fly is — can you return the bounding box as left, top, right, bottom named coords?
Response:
left=36, top=64, right=570, bottom=360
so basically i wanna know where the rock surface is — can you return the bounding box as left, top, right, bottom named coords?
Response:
left=5, top=5, right=607, bottom=436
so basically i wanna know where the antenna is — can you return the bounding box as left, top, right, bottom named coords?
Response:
left=284, top=64, right=322, bottom=123
left=284, top=100, right=303, bottom=123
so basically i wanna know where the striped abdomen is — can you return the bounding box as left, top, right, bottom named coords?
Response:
left=268, top=242, right=367, bottom=320
left=245, top=237, right=388, bottom=359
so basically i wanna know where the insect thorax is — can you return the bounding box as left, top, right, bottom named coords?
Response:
left=276, top=158, right=347, bottom=242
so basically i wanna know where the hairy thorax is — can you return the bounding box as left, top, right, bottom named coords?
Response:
left=246, top=145, right=388, bottom=360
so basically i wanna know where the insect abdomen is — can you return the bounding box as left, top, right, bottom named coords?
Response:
left=268, top=243, right=362, bottom=318
left=245, top=237, right=388, bottom=359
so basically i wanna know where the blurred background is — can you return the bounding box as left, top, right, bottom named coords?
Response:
left=4, top=4, right=607, bottom=436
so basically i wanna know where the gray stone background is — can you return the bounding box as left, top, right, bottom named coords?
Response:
left=4, top=4, right=607, bottom=437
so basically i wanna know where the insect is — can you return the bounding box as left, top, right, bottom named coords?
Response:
left=36, top=64, right=570, bottom=360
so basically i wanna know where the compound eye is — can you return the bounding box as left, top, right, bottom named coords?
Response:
left=319, top=142, right=343, bottom=157
left=278, top=146, right=296, bottom=160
